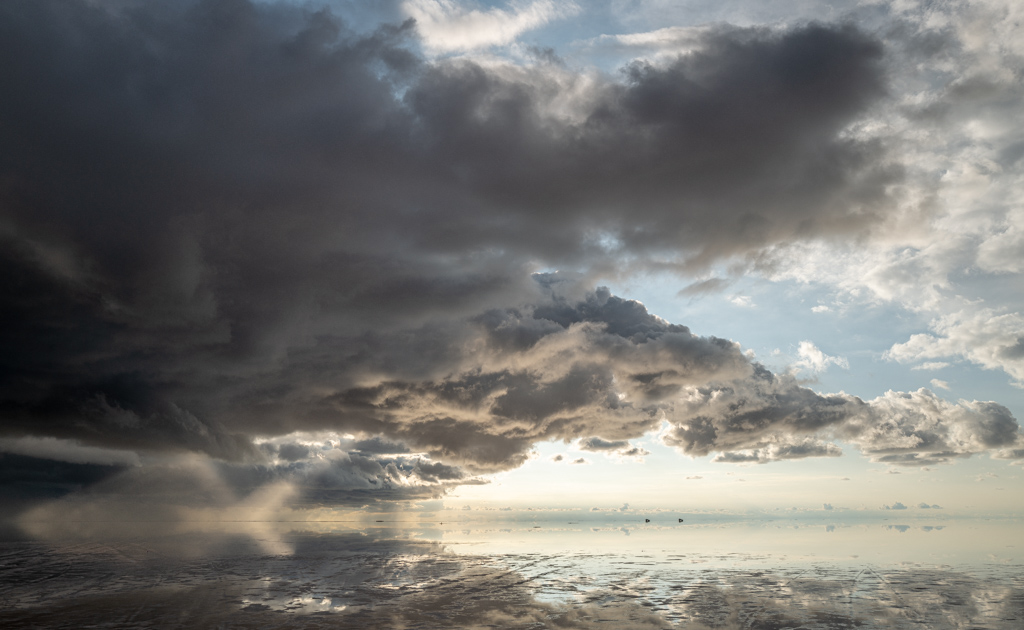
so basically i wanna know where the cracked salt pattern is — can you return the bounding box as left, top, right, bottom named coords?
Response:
left=0, top=521, right=1021, bottom=628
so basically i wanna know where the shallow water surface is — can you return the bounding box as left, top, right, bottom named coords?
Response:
left=1, top=517, right=1021, bottom=628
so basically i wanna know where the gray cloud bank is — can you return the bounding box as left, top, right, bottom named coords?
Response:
left=0, top=0, right=1020, bottom=508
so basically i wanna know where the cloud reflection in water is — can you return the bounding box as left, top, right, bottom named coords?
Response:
left=1, top=519, right=1021, bottom=628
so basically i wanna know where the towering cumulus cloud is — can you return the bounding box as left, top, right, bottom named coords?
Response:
left=0, top=0, right=1019, bottom=511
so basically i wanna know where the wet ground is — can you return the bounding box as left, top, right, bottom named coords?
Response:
left=1, top=521, right=1022, bottom=628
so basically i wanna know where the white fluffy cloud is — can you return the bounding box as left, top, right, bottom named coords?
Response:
left=709, top=0, right=1024, bottom=393
left=711, top=437, right=842, bottom=464
left=793, top=341, right=849, bottom=375
left=885, top=309, right=1024, bottom=386
left=664, top=372, right=1020, bottom=467
left=403, top=0, right=579, bottom=53
left=839, top=389, right=1021, bottom=466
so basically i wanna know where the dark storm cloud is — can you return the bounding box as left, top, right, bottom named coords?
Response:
left=578, top=436, right=650, bottom=458
left=402, top=20, right=894, bottom=267
left=13, top=445, right=478, bottom=520
left=578, top=437, right=631, bottom=451
left=352, top=436, right=412, bottom=454
left=280, top=452, right=479, bottom=505
left=276, top=443, right=310, bottom=461
left=234, top=284, right=1018, bottom=472
left=0, top=453, right=128, bottom=513
left=276, top=283, right=756, bottom=472
left=664, top=365, right=858, bottom=457
left=215, top=435, right=482, bottom=505
left=1, top=0, right=1013, bottom=505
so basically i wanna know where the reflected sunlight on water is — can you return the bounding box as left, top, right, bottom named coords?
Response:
left=1, top=516, right=1021, bottom=628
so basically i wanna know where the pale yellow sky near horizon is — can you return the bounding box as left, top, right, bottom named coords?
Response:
left=446, top=432, right=1024, bottom=515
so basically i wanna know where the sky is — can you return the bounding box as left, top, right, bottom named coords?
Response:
left=1, top=0, right=1023, bottom=523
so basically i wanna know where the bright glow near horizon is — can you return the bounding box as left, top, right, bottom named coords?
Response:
left=449, top=433, right=1023, bottom=515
